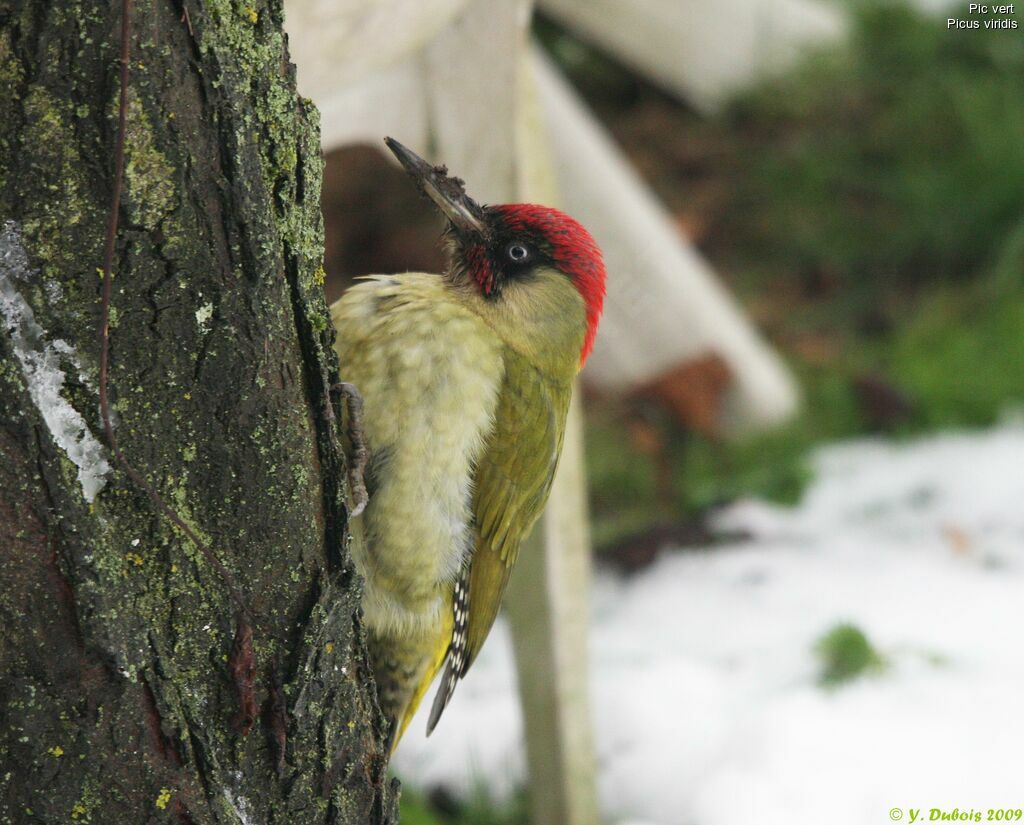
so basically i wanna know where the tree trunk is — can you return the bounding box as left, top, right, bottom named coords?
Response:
left=0, top=0, right=397, bottom=822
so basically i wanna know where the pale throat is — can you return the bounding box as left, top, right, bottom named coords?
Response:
left=459, top=266, right=588, bottom=378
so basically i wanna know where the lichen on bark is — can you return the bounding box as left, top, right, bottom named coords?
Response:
left=0, top=0, right=397, bottom=822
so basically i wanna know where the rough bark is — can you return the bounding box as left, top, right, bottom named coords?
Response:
left=0, top=0, right=398, bottom=822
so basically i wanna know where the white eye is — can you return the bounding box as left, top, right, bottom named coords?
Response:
left=507, top=243, right=530, bottom=262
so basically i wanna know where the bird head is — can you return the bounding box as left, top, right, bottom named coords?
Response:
left=384, top=137, right=606, bottom=371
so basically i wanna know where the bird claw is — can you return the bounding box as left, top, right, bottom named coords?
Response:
left=330, top=381, right=370, bottom=518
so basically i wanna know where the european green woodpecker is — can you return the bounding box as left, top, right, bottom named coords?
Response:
left=330, top=138, right=606, bottom=749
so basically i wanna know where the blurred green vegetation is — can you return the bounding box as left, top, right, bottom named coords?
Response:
left=399, top=788, right=528, bottom=825
left=815, top=622, right=885, bottom=686
left=556, top=2, right=1024, bottom=550
left=727, top=1, right=1024, bottom=297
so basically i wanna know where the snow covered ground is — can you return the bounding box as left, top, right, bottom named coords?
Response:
left=394, top=423, right=1024, bottom=825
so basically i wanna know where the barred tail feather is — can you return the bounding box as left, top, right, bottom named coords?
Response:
left=426, top=572, right=470, bottom=734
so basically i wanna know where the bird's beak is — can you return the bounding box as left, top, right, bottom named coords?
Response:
left=384, top=137, right=490, bottom=240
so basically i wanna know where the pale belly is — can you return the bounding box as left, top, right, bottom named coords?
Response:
left=331, top=274, right=504, bottom=641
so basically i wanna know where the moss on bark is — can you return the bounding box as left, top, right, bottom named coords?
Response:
left=0, top=0, right=397, bottom=821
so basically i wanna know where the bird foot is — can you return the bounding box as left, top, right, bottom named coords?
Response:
left=330, top=381, right=370, bottom=517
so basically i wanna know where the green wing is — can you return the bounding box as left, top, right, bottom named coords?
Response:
left=426, top=351, right=572, bottom=732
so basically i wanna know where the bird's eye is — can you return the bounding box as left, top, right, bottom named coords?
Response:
left=506, top=242, right=530, bottom=263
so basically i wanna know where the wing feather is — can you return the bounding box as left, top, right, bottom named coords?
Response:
left=426, top=351, right=572, bottom=730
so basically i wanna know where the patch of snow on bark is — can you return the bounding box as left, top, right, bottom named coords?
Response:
left=0, top=220, right=110, bottom=502
left=224, top=773, right=257, bottom=825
